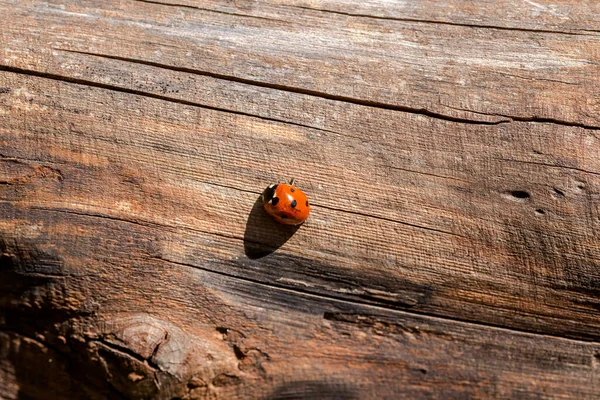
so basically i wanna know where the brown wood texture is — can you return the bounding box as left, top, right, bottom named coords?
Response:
left=1, top=0, right=600, bottom=398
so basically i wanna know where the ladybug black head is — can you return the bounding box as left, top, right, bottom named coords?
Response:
left=261, top=184, right=278, bottom=204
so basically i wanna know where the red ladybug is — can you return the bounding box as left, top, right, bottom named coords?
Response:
left=262, top=181, right=310, bottom=225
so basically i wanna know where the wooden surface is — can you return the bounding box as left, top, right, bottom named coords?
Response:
left=1, top=0, right=600, bottom=398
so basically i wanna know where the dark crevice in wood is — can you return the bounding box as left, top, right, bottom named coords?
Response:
left=51, top=50, right=504, bottom=126
left=323, top=311, right=416, bottom=334
left=289, top=5, right=599, bottom=37
left=453, top=109, right=600, bottom=131
left=507, top=115, right=600, bottom=131
left=508, top=190, right=531, bottom=200
left=90, top=337, right=162, bottom=371
left=157, top=257, right=600, bottom=345
left=0, top=64, right=340, bottom=138
left=215, top=327, right=229, bottom=335
left=232, top=344, right=245, bottom=360
left=6, top=56, right=599, bottom=131
left=132, top=0, right=289, bottom=23
left=149, top=331, right=169, bottom=365
left=441, top=104, right=512, bottom=122
left=41, top=51, right=600, bottom=131
left=154, top=336, right=169, bottom=363
left=443, top=105, right=600, bottom=130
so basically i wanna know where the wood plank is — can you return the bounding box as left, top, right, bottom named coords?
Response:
left=1, top=71, right=600, bottom=342
left=1, top=204, right=599, bottom=399
left=135, top=0, right=600, bottom=34
left=2, top=0, right=600, bottom=127
left=1, top=0, right=600, bottom=398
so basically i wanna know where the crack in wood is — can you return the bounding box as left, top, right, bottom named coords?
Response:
left=31, top=51, right=503, bottom=126
left=493, top=70, right=581, bottom=86
left=149, top=331, right=169, bottom=367
left=0, top=157, right=63, bottom=186
left=155, top=257, right=600, bottom=346
left=0, top=63, right=340, bottom=138
left=441, top=106, right=600, bottom=131
left=89, top=337, right=162, bottom=371
left=289, top=5, right=600, bottom=37
left=4, top=58, right=599, bottom=132
left=132, top=0, right=289, bottom=23
left=507, top=115, right=600, bottom=131
left=323, top=311, right=418, bottom=336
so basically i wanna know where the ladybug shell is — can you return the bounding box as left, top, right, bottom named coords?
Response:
left=262, top=183, right=310, bottom=225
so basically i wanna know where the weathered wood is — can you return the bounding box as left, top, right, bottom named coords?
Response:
left=1, top=0, right=600, bottom=398
left=4, top=0, right=600, bottom=127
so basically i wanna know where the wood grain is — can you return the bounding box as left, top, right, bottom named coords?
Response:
left=1, top=0, right=600, bottom=398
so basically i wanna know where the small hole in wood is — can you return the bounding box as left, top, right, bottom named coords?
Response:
left=232, top=345, right=245, bottom=360
left=509, top=190, right=530, bottom=200
left=0, top=254, right=17, bottom=271
left=534, top=209, right=545, bottom=216
left=216, top=327, right=228, bottom=334
left=552, top=187, right=565, bottom=197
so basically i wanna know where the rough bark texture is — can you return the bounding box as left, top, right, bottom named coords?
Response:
left=1, top=0, right=600, bottom=399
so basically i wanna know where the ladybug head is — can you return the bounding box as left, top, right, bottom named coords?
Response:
left=261, top=184, right=278, bottom=205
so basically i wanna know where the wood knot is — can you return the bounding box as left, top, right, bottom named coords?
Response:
left=89, top=314, right=244, bottom=399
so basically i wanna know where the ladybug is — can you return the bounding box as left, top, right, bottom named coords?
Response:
left=262, top=180, right=310, bottom=225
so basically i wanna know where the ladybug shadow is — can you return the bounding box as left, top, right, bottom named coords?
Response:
left=244, top=195, right=300, bottom=259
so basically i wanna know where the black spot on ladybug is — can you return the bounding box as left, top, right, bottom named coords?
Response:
left=291, top=200, right=297, bottom=208
left=271, top=197, right=280, bottom=206
left=290, top=187, right=295, bottom=192
left=306, top=201, right=309, bottom=206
